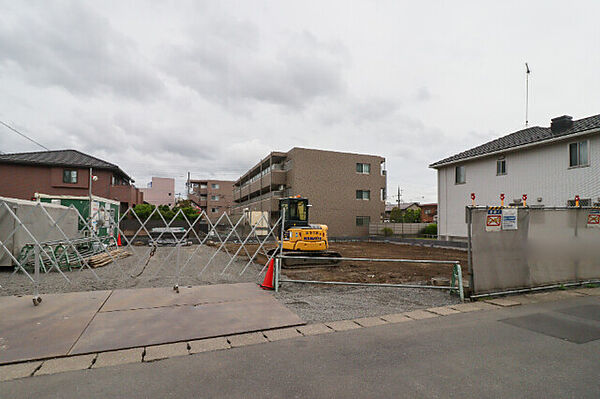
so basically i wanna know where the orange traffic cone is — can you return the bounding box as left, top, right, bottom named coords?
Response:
left=260, top=259, right=275, bottom=290
left=117, top=233, right=122, bottom=247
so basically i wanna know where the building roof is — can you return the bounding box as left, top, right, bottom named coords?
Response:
left=385, top=202, right=420, bottom=212
left=429, top=113, right=600, bottom=168
left=0, top=149, right=133, bottom=180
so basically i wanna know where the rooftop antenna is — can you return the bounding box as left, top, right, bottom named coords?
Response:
left=525, top=62, right=531, bottom=127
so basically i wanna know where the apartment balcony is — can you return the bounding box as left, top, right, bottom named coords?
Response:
left=109, top=184, right=143, bottom=205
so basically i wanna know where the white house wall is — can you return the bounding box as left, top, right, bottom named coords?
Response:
left=438, top=133, right=600, bottom=239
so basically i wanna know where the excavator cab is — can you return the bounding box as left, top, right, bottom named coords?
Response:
left=279, top=197, right=310, bottom=230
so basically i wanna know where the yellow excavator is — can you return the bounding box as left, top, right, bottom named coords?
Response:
left=268, top=196, right=341, bottom=267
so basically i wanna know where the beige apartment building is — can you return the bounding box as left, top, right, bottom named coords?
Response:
left=189, top=179, right=234, bottom=218
left=232, top=147, right=387, bottom=237
left=139, top=177, right=175, bottom=207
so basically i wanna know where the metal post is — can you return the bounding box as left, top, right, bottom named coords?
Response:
left=174, top=243, right=181, bottom=293
left=467, top=206, right=474, bottom=292
left=33, top=245, right=41, bottom=305
left=274, top=256, right=280, bottom=292
left=456, top=263, right=464, bottom=302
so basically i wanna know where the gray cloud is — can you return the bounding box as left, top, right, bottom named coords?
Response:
left=163, top=22, right=348, bottom=109
left=0, top=1, right=164, bottom=99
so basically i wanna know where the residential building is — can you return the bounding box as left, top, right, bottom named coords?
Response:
left=188, top=179, right=234, bottom=218
left=420, top=203, right=438, bottom=223
left=384, top=202, right=421, bottom=221
left=139, top=177, right=175, bottom=207
left=430, top=114, right=600, bottom=240
left=232, top=147, right=387, bottom=237
left=0, top=149, right=143, bottom=211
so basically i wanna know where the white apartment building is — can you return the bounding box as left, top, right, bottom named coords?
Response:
left=430, top=114, right=600, bottom=240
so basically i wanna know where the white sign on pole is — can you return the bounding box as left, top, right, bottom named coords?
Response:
left=502, top=208, right=518, bottom=230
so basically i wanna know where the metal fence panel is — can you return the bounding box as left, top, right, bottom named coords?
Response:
left=470, top=207, right=600, bottom=295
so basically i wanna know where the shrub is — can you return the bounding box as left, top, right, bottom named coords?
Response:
left=381, top=227, right=394, bottom=236
left=420, top=223, right=437, bottom=236
left=133, top=203, right=155, bottom=220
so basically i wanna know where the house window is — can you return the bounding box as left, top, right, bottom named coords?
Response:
left=356, top=163, right=371, bottom=174
left=63, top=170, right=78, bottom=184
left=211, top=183, right=220, bottom=189
left=356, top=190, right=370, bottom=200
left=569, top=141, right=589, bottom=167
left=211, top=195, right=219, bottom=201
left=380, top=188, right=386, bottom=202
left=496, top=159, right=506, bottom=175
left=211, top=207, right=219, bottom=213
left=455, top=166, right=466, bottom=184
left=356, top=216, right=370, bottom=226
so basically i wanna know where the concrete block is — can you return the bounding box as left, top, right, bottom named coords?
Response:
left=144, top=342, right=189, bottom=362
left=36, top=354, right=96, bottom=376
left=296, top=323, right=333, bottom=336
left=228, top=332, right=267, bottom=348
left=427, top=306, right=461, bottom=316
left=485, top=298, right=521, bottom=307
left=93, top=348, right=143, bottom=368
left=405, top=310, right=439, bottom=320
left=325, top=320, right=362, bottom=332
left=189, top=337, right=230, bottom=354
left=380, top=313, right=411, bottom=323
left=263, top=327, right=303, bottom=342
left=353, top=317, right=388, bottom=327
left=0, top=361, right=42, bottom=382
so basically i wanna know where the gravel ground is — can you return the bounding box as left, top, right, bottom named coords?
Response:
left=0, top=244, right=462, bottom=323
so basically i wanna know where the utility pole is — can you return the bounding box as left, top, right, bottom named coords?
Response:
left=187, top=171, right=191, bottom=198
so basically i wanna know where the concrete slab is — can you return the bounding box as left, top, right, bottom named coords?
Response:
left=296, top=323, right=333, bottom=336
left=380, top=313, right=411, bottom=323
left=144, top=343, right=189, bottom=362
left=485, top=298, right=521, bottom=307
left=427, top=306, right=461, bottom=316
left=572, top=287, right=600, bottom=296
left=0, top=361, right=41, bottom=382
left=100, top=283, right=265, bottom=312
left=36, top=354, right=96, bottom=376
left=188, top=337, right=230, bottom=354
left=93, top=348, right=143, bottom=368
left=353, top=317, right=387, bottom=327
left=70, top=295, right=303, bottom=355
left=325, top=320, right=362, bottom=332
left=450, top=302, right=493, bottom=313
left=228, top=332, right=267, bottom=348
left=404, top=310, right=438, bottom=320
left=0, top=291, right=111, bottom=365
left=524, top=290, right=585, bottom=303
left=263, top=327, right=302, bottom=342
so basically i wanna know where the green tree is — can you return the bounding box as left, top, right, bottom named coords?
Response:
left=133, top=204, right=155, bottom=220
left=390, top=207, right=421, bottom=223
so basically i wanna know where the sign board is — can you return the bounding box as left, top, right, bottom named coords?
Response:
left=501, top=208, right=518, bottom=230
left=485, top=209, right=502, bottom=232
left=587, top=209, right=600, bottom=228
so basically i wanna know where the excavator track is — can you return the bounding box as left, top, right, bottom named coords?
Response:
left=266, top=248, right=342, bottom=268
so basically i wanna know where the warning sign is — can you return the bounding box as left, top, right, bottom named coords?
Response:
left=587, top=209, right=600, bottom=228
left=485, top=209, right=502, bottom=232
left=502, top=208, right=518, bottom=230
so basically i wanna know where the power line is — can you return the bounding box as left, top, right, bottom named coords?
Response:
left=0, top=120, right=50, bottom=151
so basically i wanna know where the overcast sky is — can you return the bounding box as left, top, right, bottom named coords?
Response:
left=1, top=1, right=599, bottom=202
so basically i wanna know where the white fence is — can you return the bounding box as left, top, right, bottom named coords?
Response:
left=369, top=222, right=430, bottom=236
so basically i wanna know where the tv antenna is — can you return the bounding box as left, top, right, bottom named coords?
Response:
left=525, top=62, right=531, bottom=127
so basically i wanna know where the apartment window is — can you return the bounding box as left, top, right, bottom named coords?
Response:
left=455, top=166, right=466, bottom=184
left=63, top=170, right=78, bottom=184
left=356, top=163, right=371, bottom=174
left=496, top=158, right=506, bottom=175
left=200, top=183, right=207, bottom=189
left=356, top=216, right=370, bottom=226
left=356, top=190, right=370, bottom=200
left=211, top=195, right=219, bottom=201
left=569, top=141, right=589, bottom=167
left=211, top=183, right=220, bottom=189
left=380, top=188, right=386, bottom=202
left=211, top=207, right=218, bottom=213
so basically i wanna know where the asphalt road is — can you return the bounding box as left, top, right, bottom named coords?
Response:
left=1, top=296, right=599, bottom=398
